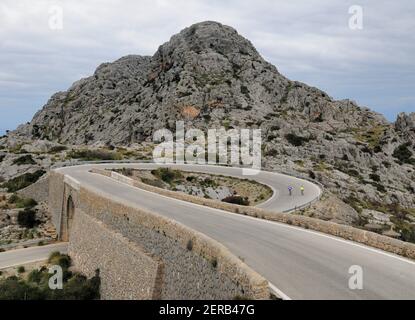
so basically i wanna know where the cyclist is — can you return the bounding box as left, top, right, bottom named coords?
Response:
left=300, top=185, right=305, bottom=196
left=288, top=186, right=293, bottom=196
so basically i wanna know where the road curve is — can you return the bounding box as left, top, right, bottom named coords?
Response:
left=108, top=163, right=322, bottom=211
left=56, top=163, right=415, bottom=300
left=0, top=243, right=68, bottom=269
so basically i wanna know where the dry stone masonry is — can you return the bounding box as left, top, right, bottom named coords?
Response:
left=49, top=170, right=269, bottom=300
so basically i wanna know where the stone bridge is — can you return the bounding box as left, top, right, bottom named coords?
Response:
left=48, top=170, right=270, bottom=300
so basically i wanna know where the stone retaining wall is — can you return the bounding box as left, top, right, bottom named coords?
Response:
left=17, top=173, right=49, bottom=203
left=69, top=209, right=163, bottom=299
left=49, top=171, right=65, bottom=231
left=78, top=186, right=269, bottom=299
left=93, top=169, right=415, bottom=261
left=49, top=170, right=269, bottom=299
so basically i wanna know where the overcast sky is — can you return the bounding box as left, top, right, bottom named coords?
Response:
left=0, top=0, right=414, bottom=134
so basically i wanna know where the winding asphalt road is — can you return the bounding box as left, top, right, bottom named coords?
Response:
left=2, top=163, right=415, bottom=299
left=0, top=243, right=67, bottom=269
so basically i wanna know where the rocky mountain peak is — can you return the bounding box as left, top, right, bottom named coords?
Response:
left=395, top=112, right=415, bottom=136
left=1, top=21, right=401, bottom=149
left=154, top=21, right=261, bottom=61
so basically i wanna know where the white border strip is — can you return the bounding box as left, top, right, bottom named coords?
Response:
left=269, top=282, right=291, bottom=300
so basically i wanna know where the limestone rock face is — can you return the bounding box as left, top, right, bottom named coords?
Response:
left=305, top=194, right=360, bottom=225
left=21, top=140, right=64, bottom=154
left=2, top=21, right=415, bottom=210
left=395, top=112, right=415, bottom=139
left=7, top=21, right=378, bottom=146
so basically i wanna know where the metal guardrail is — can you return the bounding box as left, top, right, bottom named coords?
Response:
left=51, top=159, right=324, bottom=213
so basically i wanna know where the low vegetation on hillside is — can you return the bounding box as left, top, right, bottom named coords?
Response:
left=1, top=170, right=45, bottom=193
left=67, top=149, right=123, bottom=161
left=0, top=193, right=55, bottom=248
left=115, top=167, right=272, bottom=206
left=0, top=252, right=100, bottom=300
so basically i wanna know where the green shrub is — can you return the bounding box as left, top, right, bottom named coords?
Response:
left=151, top=168, right=182, bottom=184
left=265, top=149, right=278, bottom=157
left=48, top=252, right=71, bottom=270
left=187, top=240, right=193, bottom=251
left=67, top=149, right=122, bottom=161
left=48, top=251, right=61, bottom=263
left=222, top=195, right=249, bottom=206
left=49, top=145, right=67, bottom=153
left=361, top=146, right=372, bottom=154
left=390, top=217, right=415, bottom=243
left=57, top=270, right=100, bottom=300
left=0, top=267, right=100, bottom=300
left=211, top=257, right=218, bottom=268
left=120, top=167, right=133, bottom=176
left=313, top=113, right=324, bottom=122
left=369, top=173, right=381, bottom=182
left=285, top=133, right=310, bottom=147
left=201, top=177, right=217, bottom=187
left=382, top=161, right=391, bottom=168
left=346, top=169, right=360, bottom=177
left=240, top=85, right=249, bottom=98
left=343, top=196, right=363, bottom=214
left=0, top=277, right=45, bottom=300
left=12, top=155, right=36, bottom=165
left=8, top=195, right=37, bottom=208
left=371, top=182, right=386, bottom=193
left=393, top=143, right=415, bottom=164
left=17, top=266, right=25, bottom=274
left=141, top=178, right=165, bottom=188
left=186, top=176, right=196, bottom=182
left=8, top=194, right=19, bottom=204
left=2, top=170, right=45, bottom=192
left=17, top=209, right=37, bottom=228
left=56, top=255, right=71, bottom=270
left=325, top=134, right=333, bottom=141
left=27, top=269, right=45, bottom=284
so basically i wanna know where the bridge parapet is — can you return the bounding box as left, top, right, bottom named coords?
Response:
left=48, top=169, right=270, bottom=300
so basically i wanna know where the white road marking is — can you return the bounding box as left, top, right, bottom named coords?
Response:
left=269, top=282, right=292, bottom=300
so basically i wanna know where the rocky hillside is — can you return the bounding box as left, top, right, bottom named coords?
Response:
left=1, top=21, right=414, bottom=241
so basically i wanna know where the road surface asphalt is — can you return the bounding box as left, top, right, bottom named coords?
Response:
left=0, top=243, right=67, bottom=269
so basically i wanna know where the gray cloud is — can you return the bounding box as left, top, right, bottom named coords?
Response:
left=0, top=0, right=414, bottom=134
